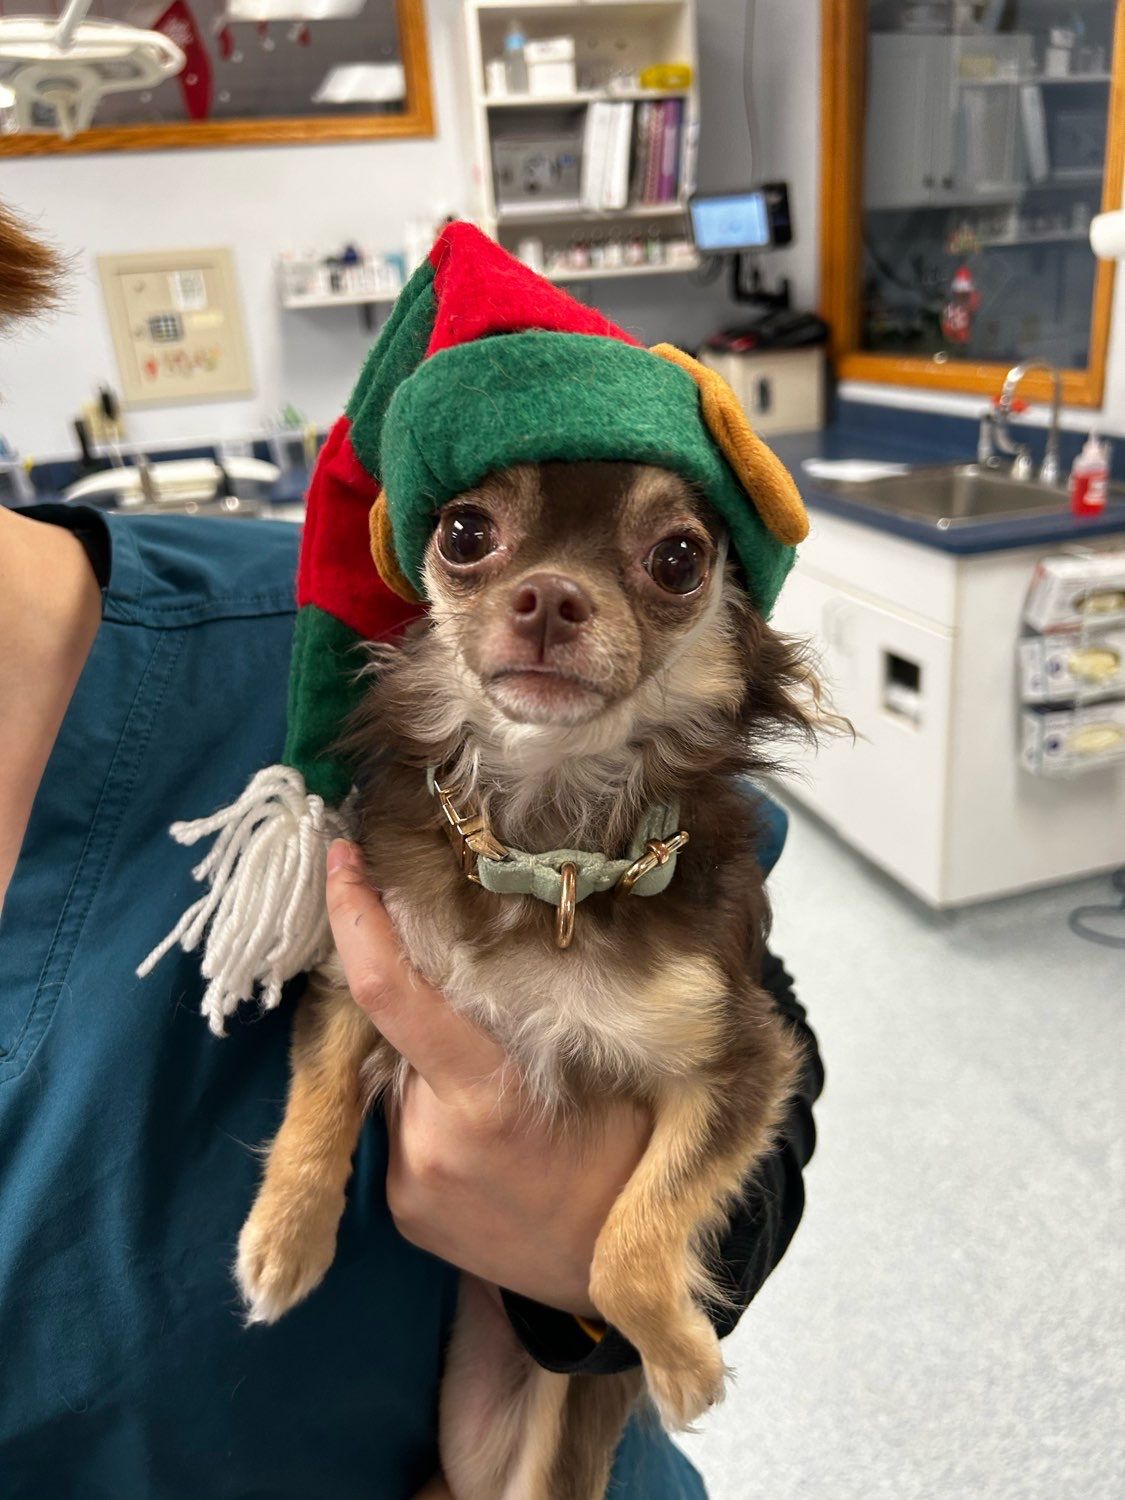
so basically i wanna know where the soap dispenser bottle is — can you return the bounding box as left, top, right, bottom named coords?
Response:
left=1069, top=432, right=1109, bottom=516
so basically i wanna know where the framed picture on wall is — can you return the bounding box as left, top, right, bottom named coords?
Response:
left=0, top=0, right=433, bottom=156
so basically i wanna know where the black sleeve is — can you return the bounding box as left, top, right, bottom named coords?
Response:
left=18, top=503, right=111, bottom=589
left=502, top=949, right=824, bottom=1374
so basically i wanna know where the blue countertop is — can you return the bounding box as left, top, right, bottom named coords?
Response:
left=12, top=401, right=1125, bottom=556
left=770, top=421, right=1125, bottom=555
left=275, top=412, right=1125, bottom=553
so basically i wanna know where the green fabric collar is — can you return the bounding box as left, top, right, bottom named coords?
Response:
left=427, top=769, right=688, bottom=908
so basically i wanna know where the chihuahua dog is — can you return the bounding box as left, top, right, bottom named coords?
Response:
left=236, top=459, right=818, bottom=1499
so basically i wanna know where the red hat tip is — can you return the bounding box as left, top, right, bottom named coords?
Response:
left=424, top=221, right=641, bottom=357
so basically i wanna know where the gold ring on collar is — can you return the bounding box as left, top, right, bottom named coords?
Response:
left=555, top=863, right=578, bottom=950
left=616, top=832, right=691, bottom=896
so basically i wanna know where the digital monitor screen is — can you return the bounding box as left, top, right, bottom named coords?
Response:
left=689, top=191, right=772, bottom=253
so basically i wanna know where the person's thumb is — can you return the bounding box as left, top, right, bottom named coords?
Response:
left=325, top=840, right=504, bottom=1097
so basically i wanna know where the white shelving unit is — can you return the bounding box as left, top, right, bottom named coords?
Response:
left=546, top=257, right=696, bottom=283
left=977, top=228, right=1091, bottom=249
left=486, top=85, right=690, bottom=108
left=495, top=200, right=687, bottom=222
left=462, top=0, right=700, bottom=283
left=957, top=71, right=1112, bottom=87
left=276, top=256, right=406, bottom=330
left=280, top=290, right=401, bottom=311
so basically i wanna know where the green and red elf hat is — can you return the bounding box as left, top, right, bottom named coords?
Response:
left=139, top=222, right=809, bottom=1033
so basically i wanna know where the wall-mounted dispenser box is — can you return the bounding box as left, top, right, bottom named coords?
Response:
left=98, top=248, right=253, bottom=408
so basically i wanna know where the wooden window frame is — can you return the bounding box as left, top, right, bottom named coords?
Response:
left=820, top=0, right=1125, bottom=408
left=0, top=0, right=434, bottom=158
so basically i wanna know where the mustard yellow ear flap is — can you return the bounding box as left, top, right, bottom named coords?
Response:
left=369, top=492, right=422, bottom=603
left=649, top=343, right=810, bottom=546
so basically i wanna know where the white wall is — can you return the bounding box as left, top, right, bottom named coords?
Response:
left=1, top=0, right=473, bottom=456
left=695, top=0, right=820, bottom=309
left=19, top=1, right=1115, bottom=455
left=0, top=0, right=819, bottom=459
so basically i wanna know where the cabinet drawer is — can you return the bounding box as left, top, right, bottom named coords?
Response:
left=795, top=510, right=960, bottom=631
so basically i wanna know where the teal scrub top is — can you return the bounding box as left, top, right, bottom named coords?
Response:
left=0, top=509, right=705, bottom=1500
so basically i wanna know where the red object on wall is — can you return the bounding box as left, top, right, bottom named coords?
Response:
left=153, top=1, right=213, bottom=120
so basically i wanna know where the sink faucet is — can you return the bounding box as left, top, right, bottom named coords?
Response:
left=990, top=361, right=1063, bottom=486
left=134, top=452, right=159, bottom=506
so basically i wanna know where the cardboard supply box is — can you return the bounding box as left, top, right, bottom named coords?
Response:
left=1023, top=551, right=1125, bottom=633
left=1021, top=700, right=1125, bottom=775
left=525, top=36, right=577, bottom=96
left=1018, top=628, right=1125, bottom=703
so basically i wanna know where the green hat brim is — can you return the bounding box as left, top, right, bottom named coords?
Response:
left=379, top=332, right=795, bottom=616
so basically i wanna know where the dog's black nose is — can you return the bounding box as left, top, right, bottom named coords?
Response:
left=510, top=572, right=594, bottom=651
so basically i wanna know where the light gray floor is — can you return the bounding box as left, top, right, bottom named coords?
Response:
left=677, top=798, right=1123, bottom=1500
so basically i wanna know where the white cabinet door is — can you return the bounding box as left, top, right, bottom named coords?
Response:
left=773, top=569, right=955, bottom=904
left=940, top=34, right=1034, bottom=203
left=863, top=35, right=951, bottom=210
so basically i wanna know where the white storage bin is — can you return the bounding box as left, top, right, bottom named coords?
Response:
left=525, top=36, right=576, bottom=97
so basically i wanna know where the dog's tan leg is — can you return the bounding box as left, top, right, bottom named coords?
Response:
left=544, top=1369, right=644, bottom=1499
left=439, top=1276, right=566, bottom=1500
left=440, top=1276, right=637, bottom=1500
left=588, top=1077, right=786, bottom=1431
left=236, top=966, right=383, bottom=1323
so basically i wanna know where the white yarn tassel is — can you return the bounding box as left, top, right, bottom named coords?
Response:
left=137, top=765, right=349, bottom=1035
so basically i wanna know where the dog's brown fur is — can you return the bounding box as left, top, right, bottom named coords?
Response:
left=237, top=461, right=821, bottom=1498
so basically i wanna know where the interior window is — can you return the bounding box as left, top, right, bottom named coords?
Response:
left=860, top=0, right=1116, bottom=370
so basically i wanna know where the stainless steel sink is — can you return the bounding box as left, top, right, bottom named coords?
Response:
left=814, top=463, right=1090, bottom=529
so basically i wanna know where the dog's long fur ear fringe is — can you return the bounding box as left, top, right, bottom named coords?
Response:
left=341, top=567, right=848, bottom=816
left=729, top=589, right=852, bottom=779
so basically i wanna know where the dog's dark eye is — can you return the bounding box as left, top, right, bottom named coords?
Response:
left=438, top=509, right=495, bottom=566
left=646, top=536, right=707, bottom=595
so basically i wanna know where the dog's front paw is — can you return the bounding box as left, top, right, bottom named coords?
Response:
left=642, top=1330, right=727, bottom=1430
left=235, top=1193, right=341, bottom=1325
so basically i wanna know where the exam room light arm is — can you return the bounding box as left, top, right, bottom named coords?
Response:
left=55, top=0, right=93, bottom=51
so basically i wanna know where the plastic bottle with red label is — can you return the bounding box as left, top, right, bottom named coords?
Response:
left=1069, top=433, right=1110, bottom=517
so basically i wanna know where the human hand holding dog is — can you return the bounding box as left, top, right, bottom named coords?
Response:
left=326, top=839, right=651, bottom=1320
